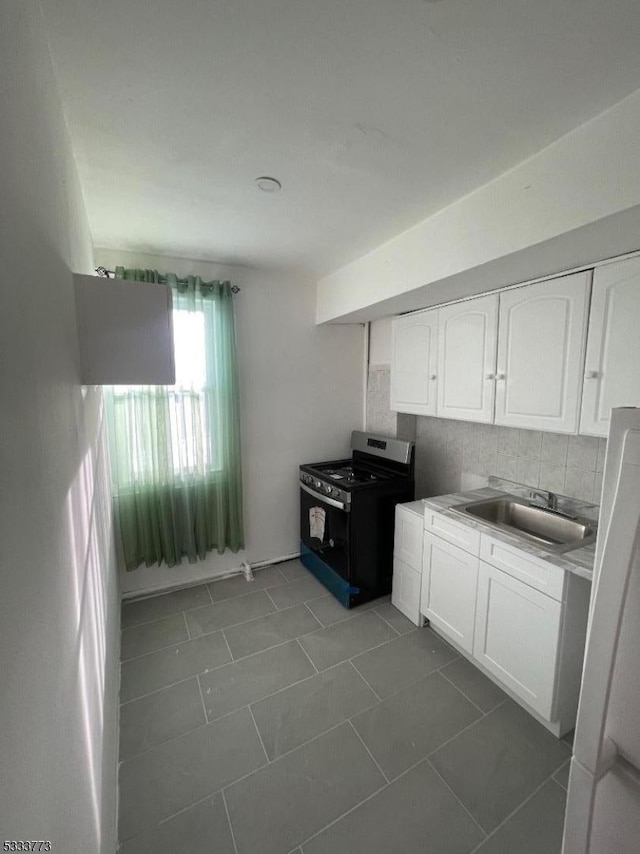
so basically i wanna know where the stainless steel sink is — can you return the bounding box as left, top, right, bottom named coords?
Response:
left=450, top=497, right=597, bottom=551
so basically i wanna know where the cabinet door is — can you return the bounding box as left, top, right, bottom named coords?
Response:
left=390, top=311, right=438, bottom=416
left=394, top=506, right=424, bottom=572
left=495, top=273, right=590, bottom=433
left=437, top=295, right=498, bottom=423
left=474, top=561, right=561, bottom=719
left=74, top=273, right=175, bottom=385
left=580, top=257, right=640, bottom=437
left=421, top=532, right=478, bottom=654
left=392, top=556, right=422, bottom=627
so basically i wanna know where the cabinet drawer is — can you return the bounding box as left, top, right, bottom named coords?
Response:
left=394, top=506, right=424, bottom=571
left=480, top=535, right=566, bottom=601
left=392, top=556, right=423, bottom=627
left=424, top=509, right=480, bottom=556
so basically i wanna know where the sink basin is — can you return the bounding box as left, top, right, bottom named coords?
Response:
left=450, top=497, right=597, bottom=551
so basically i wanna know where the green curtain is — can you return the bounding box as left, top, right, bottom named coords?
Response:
left=105, top=267, right=244, bottom=570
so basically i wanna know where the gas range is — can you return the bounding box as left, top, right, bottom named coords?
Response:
left=299, top=431, right=415, bottom=608
left=300, top=460, right=398, bottom=505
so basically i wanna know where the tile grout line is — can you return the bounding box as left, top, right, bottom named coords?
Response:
left=195, top=672, right=209, bottom=724
left=120, top=597, right=322, bottom=665
left=220, top=628, right=234, bottom=664
left=347, top=720, right=390, bottom=785
left=248, top=704, right=271, bottom=765
left=274, top=565, right=292, bottom=584
left=120, top=636, right=188, bottom=665
left=550, top=774, right=569, bottom=794
left=263, top=587, right=278, bottom=610
left=119, top=625, right=334, bottom=707
left=219, top=674, right=506, bottom=852
left=298, top=745, right=502, bottom=851
left=122, top=589, right=404, bottom=666
left=292, top=774, right=390, bottom=852
left=347, top=659, right=382, bottom=703
left=122, top=658, right=364, bottom=763
left=437, top=668, right=488, bottom=716
left=295, top=636, right=319, bottom=674
left=182, top=610, right=191, bottom=641
left=370, top=607, right=401, bottom=637
left=221, top=789, right=240, bottom=854
left=120, top=622, right=455, bottom=715
left=426, top=756, right=488, bottom=840
left=123, top=787, right=240, bottom=853
left=220, top=720, right=352, bottom=797
left=427, top=700, right=507, bottom=762
left=467, top=761, right=571, bottom=854
left=307, top=597, right=385, bottom=630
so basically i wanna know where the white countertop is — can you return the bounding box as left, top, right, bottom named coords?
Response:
left=412, top=487, right=595, bottom=582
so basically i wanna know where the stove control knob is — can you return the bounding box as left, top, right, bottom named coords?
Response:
left=315, top=480, right=322, bottom=489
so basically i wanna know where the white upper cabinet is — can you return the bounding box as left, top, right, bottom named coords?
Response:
left=494, top=273, right=591, bottom=433
left=390, top=310, right=438, bottom=416
left=74, top=273, right=175, bottom=385
left=437, top=294, right=498, bottom=423
left=580, top=257, right=640, bottom=437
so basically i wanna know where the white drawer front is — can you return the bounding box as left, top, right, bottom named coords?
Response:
left=424, top=509, right=480, bottom=556
left=394, top=507, right=424, bottom=571
left=479, top=535, right=566, bottom=601
left=391, top=556, right=423, bottom=627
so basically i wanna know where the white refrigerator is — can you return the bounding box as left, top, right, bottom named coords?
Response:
left=563, top=408, right=640, bottom=853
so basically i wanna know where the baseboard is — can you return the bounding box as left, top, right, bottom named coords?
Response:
left=121, top=551, right=301, bottom=602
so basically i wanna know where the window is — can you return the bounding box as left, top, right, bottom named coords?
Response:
left=110, top=306, right=221, bottom=486
left=106, top=271, right=243, bottom=568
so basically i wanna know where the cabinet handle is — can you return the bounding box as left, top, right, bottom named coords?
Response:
left=585, top=370, right=599, bottom=379
left=485, top=373, right=496, bottom=380
left=495, top=373, right=506, bottom=380
left=429, top=374, right=437, bottom=380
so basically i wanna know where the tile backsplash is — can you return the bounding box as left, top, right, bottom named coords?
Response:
left=415, top=417, right=606, bottom=504
left=366, top=365, right=416, bottom=442
left=365, top=363, right=605, bottom=504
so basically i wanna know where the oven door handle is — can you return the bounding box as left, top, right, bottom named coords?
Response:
left=300, top=482, right=350, bottom=512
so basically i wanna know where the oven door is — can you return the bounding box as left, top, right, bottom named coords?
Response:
left=299, top=483, right=353, bottom=600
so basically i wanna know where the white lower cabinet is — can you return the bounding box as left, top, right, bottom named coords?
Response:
left=473, top=561, right=561, bottom=719
left=419, top=508, right=590, bottom=736
left=421, top=532, right=478, bottom=654
left=391, top=502, right=426, bottom=626
left=391, top=556, right=423, bottom=626
left=394, top=503, right=425, bottom=571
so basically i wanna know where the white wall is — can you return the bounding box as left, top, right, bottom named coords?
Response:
left=0, top=3, right=119, bottom=852
left=317, top=87, right=640, bottom=323
left=369, top=317, right=393, bottom=365
left=95, top=249, right=365, bottom=596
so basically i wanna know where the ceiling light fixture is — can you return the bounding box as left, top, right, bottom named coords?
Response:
left=255, top=176, right=282, bottom=193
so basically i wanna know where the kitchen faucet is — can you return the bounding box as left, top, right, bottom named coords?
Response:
left=529, top=489, right=559, bottom=511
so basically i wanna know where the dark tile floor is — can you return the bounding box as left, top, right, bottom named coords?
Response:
left=117, top=560, right=570, bottom=854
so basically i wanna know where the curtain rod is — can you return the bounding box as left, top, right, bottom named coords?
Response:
left=95, top=267, right=240, bottom=293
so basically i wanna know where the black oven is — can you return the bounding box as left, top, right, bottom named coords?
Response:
left=299, top=482, right=351, bottom=600
left=299, top=432, right=415, bottom=608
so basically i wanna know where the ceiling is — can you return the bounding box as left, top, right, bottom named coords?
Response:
left=43, top=0, right=640, bottom=277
